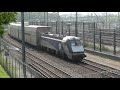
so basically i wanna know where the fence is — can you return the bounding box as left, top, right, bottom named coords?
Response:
left=29, top=21, right=120, bottom=56
left=0, top=42, right=44, bottom=78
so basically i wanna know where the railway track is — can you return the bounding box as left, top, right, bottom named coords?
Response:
left=80, top=59, right=120, bottom=78
left=25, top=51, right=74, bottom=78
left=2, top=34, right=120, bottom=78
left=1, top=37, right=83, bottom=78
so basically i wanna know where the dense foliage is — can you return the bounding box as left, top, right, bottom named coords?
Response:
left=0, top=12, right=17, bottom=37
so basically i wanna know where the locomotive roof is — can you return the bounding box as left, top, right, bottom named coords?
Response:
left=42, top=34, right=80, bottom=42
left=63, top=36, right=80, bottom=42
left=42, top=33, right=64, bottom=40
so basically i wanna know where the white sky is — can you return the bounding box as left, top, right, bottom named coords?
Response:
left=59, top=12, right=119, bottom=16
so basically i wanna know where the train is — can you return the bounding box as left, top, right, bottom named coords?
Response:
left=8, top=23, right=86, bottom=61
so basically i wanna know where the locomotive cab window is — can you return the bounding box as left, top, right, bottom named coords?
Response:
left=69, top=39, right=83, bottom=53
left=70, top=40, right=81, bottom=46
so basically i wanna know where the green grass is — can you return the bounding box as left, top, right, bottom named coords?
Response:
left=0, top=51, right=20, bottom=78
left=0, top=65, right=10, bottom=78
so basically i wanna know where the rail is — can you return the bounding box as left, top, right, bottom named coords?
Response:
left=82, top=59, right=120, bottom=78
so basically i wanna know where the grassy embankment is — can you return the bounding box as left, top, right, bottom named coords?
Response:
left=84, top=42, right=120, bottom=54
left=0, top=65, right=10, bottom=78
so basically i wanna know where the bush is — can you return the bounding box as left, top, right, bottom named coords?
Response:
left=0, top=12, right=17, bottom=37
left=0, top=26, right=5, bottom=37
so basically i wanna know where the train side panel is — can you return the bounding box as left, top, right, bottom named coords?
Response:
left=25, top=26, right=37, bottom=46
left=18, top=26, right=22, bottom=40
left=9, top=24, right=19, bottom=39
left=30, top=35, right=37, bottom=46
left=25, top=26, right=51, bottom=46
left=40, top=36, right=64, bottom=52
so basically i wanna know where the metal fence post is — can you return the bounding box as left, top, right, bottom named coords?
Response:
left=100, top=29, right=102, bottom=52
left=93, top=22, right=96, bottom=50
left=2, top=51, right=4, bottom=65
left=12, top=56, right=13, bottom=78
left=3, top=52, right=4, bottom=67
left=15, top=59, right=16, bottom=78
left=47, top=12, right=48, bottom=26
left=61, top=21, right=63, bottom=35
left=44, top=12, right=45, bottom=25
left=10, top=60, right=12, bottom=78
left=9, top=55, right=10, bottom=74
left=19, top=61, right=20, bottom=78
left=6, top=55, right=7, bottom=69
left=114, top=29, right=116, bottom=55
left=83, top=22, right=85, bottom=47
left=58, top=21, right=60, bottom=36
left=56, top=21, right=57, bottom=34
left=68, top=24, right=71, bottom=36
left=75, top=12, right=78, bottom=37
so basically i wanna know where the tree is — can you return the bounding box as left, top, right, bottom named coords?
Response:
left=0, top=12, right=17, bottom=37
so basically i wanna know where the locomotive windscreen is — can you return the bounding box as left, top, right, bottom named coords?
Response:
left=69, top=39, right=84, bottom=53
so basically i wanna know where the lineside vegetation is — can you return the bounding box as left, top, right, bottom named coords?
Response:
left=0, top=12, right=17, bottom=37
left=0, top=65, right=10, bottom=78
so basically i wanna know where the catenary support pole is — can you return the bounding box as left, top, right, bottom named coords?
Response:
left=93, top=22, right=96, bottom=50
left=61, top=21, right=63, bottom=35
left=83, top=22, right=85, bottom=47
left=21, top=12, right=27, bottom=78
left=114, top=29, right=116, bottom=55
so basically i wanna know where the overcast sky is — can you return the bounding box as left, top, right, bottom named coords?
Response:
left=59, top=12, right=119, bottom=16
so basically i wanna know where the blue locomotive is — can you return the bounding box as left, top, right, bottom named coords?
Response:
left=40, top=33, right=86, bottom=61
